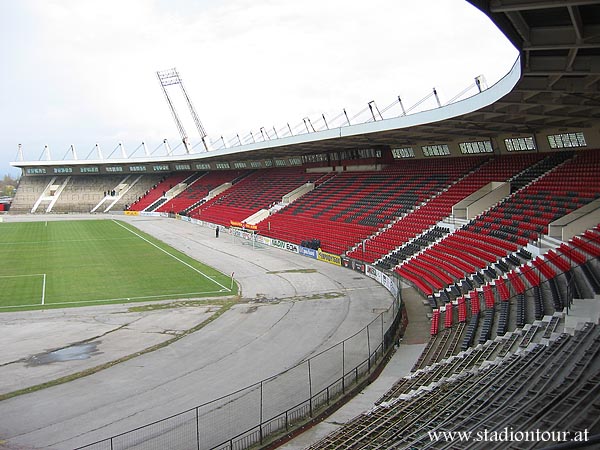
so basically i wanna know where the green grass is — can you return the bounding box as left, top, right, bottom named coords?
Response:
left=0, top=219, right=237, bottom=311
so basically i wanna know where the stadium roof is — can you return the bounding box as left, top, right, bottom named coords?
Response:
left=12, top=0, right=600, bottom=168
left=466, top=0, right=600, bottom=131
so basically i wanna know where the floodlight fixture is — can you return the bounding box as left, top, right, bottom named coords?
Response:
left=157, top=67, right=208, bottom=153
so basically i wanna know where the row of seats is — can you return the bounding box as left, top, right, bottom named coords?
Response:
left=190, top=168, right=312, bottom=225
left=122, top=150, right=598, bottom=281
left=350, top=153, right=545, bottom=262
left=394, top=150, right=600, bottom=297
left=433, top=224, right=600, bottom=361
left=127, top=172, right=192, bottom=211
left=367, top=321, right=597, bottom=449
left=266, top=162, right=469, bottom=254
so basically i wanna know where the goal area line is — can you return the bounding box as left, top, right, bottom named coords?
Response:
left=0, top=273, right=46, bottom=308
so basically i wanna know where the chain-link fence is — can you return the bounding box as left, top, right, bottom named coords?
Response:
left=78, top=292, right=403, bottom=450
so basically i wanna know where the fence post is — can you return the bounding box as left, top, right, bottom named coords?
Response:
left=196, top=407, right=200, bottom=450
left=381, top=313, right=385, bottom=352
left=367, top=324, right=371, bottom=371
left=308, top=359, right=313, bottom=417
left=260, top=380, right=264, bottom=444
left=342, top=340, right=346, bottom=394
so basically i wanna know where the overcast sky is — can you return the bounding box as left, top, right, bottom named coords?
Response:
left=0, top=0, right=518, bottom=176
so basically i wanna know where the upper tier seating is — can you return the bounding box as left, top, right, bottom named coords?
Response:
left=127, top=172, right=192, bottom=211
left=190, top=168, right=313, bottom=226
left=259, top=157, right=483, bottom=254
left=350, top=153, right=545, bottom=263
left=476, top=149, right=600, bottom=241
left=395, top=150, right=600, bottom=297
left=156, top=170, right=247, bottom=214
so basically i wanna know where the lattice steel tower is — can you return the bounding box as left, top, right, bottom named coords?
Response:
left=157, top=68, right=208, bottom=152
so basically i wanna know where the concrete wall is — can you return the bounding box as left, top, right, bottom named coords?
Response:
left=548, top=199, right=600, bottom=241
left=283, top=183, right=314, bottom=204
left=453, top=182, right=510, bottom=220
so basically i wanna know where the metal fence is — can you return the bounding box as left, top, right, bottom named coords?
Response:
left=78, top=292, right=403, bottom=450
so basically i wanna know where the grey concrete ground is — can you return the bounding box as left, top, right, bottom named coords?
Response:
left=0, top=215, right=427, bottom=450
left=0, top=304, right=217, bottom=394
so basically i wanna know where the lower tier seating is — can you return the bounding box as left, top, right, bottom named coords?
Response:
left=308, top=322, right=600, bottom=450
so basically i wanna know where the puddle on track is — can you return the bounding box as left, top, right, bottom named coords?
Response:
left=26, top=342, right=101, bottom=366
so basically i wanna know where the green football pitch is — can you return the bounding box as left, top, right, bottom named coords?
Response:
left=0, top=219, right=237, bottom=311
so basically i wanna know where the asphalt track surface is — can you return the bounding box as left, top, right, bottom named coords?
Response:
left=0, top=215, right=395, bottom=449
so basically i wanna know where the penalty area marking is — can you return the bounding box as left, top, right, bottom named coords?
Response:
left=0, top=273, right=47, bottom=307
left=112, top=220, right=232, bottom=292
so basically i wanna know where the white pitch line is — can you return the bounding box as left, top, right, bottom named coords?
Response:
left=0, top=273, right=47, bottom=308
left=0, top=237, right=136, bottom=246
left=112, top=220, right=232, bottom=292
left=41, top=273, right=46, bottom=305
left=0, top=290, right=227, bottom=309
left=0, top=273, right=47, bottom=278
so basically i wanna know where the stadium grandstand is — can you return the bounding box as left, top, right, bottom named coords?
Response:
left=3, top=0, right=600, bottom=449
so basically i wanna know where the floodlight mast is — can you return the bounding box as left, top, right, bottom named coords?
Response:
left=156, top=68, right=208, bottom=153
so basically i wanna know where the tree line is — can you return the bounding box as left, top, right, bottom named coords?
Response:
left=1, top=174, right=18, bottom=197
